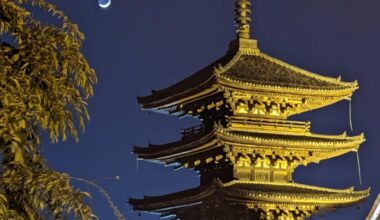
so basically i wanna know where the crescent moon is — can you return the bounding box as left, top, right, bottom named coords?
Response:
left=98, top=0, right=111, bottom=8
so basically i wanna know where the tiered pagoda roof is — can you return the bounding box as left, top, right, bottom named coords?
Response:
left=130, top=180, right=369, bottom=219
left=138, top=39, right=358, bottom=118
left=134, top=123, right=364, bottom=170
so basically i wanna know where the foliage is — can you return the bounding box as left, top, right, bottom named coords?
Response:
left=0, top=0, right=97, bottom=219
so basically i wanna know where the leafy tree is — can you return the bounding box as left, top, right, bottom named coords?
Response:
left=0, top=0, right=98, bottom=219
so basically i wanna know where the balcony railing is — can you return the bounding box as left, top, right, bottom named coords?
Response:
left=181, top=125, right=206, bottom=138
left=229, top=115, right=311, bottom=133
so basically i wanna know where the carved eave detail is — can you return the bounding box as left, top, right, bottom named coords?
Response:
left=220, top=128, right=364, bottom=168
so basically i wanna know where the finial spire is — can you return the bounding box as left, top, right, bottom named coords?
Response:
left=235, top=0, right=252, bottom=39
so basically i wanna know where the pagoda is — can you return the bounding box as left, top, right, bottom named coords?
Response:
left=130, top=1, right=370, bottom=219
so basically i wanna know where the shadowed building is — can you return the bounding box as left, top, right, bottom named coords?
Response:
left=130, top=0, right=369, bottom=219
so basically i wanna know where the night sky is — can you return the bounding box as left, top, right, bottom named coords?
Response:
left=39, top=0, right=380, bottom=219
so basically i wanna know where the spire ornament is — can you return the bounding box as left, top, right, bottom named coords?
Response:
left=235, top=0, right=252, bottom=39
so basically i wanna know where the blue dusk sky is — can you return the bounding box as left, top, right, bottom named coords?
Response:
left=39, top=0, right=380, bottom=219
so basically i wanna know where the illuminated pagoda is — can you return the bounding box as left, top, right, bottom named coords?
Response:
left=130, top=0, right=370, bottom=219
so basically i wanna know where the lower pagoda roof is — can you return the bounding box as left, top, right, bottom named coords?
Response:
left=129, top=180, right=369, bottom=216
left=133, top=124, right=364, bottom=168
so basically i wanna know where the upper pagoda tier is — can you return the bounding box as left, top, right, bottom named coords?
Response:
left=130, top=180, right=369, bottom=219
left=138, top=38, right=358, bottom=119
left=134, top=123, right=364, bottom=174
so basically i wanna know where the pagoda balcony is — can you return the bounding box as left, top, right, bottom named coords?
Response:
left=228, top=114, right=311, bottom=135
left=181, top=124, right=206, bottom=139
